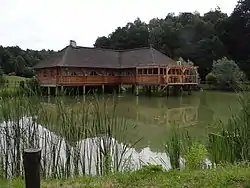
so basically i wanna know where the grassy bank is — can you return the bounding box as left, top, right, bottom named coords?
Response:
left=1, top=164, right=250, bottom=187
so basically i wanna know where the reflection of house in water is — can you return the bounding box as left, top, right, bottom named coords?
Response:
left=166, top=106, right=198, bottom=127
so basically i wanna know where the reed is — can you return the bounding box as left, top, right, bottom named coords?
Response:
left=208, top=91, right=250, bottom=165
left=0, top=92, right=141, bottom=179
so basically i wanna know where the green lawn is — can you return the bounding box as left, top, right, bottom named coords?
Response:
left=2, top=75, right=29, bottom=88
left=3, top=75, right=28, bottom=82
left=1, top=164, right=250, bottom=188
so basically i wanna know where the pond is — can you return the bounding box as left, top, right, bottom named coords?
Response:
left=0, top=91, right=241, bottom=178
left=42, top=91, right=240, bottom=152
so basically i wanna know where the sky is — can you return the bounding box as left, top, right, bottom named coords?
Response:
left=0, top=0, right=238, bottom=51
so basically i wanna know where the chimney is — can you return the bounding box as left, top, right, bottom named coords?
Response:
left=69, top=40, right=77, bottom=47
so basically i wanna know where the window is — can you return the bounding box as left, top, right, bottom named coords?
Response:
left=160, top=68, right=163, bottom=75
left=90, top=71, right=98, bottom=76
left=43, top=70, right=47, bottom=77
left=143, top=69, right=147, bottom=74
left=153, top=68, right=158, bottom=74
left=164, top=69, right=167, bottom=74
left=148, top=69, right=152, bottom=74
left=138, top=69, right=142, bottom=75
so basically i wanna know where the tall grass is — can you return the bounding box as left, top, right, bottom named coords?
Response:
left=208, top=91, right=250, bottom=164
left=0, top=93, right=141, bottom=179
left=1, top=87, right=250, bottom=180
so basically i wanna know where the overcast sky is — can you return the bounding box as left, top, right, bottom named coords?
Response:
left=0, top=0, right=238, bottom=51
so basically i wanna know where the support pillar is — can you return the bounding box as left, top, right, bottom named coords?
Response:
left=55, top=86, right=58, bottom=96
left=47, top=87, right=51, bottom=96
left=61, top=86, right=64, bottom=95
left=102, top=84, right=105, bottom=95
left=157, top=85, right=160, bottom=93
left=118, top=85, right=121, bottom=94
left=83, top=85, right=86, bottom=95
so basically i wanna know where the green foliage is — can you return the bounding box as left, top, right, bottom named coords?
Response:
left=208, top=57, right=246, bottom=90
left=165, top=126, right=182, bottom=169
left=0, top=45, right=53, bottom=78
left=0, top=66, right=4, bottom=87
left=24, top=77, right=40, bottom=94
left=208, top=92, right=250, bottom=164
left=2, top=165, right=250, bottom=187
left=184, top=142, right=208, bottom=169
left=178, top=57, right=194, bottom=66
left=205, top=72, right=217, bottom=85
left=0, top=88, right=24, bottom=99
left=93, top=2, right=250, bottom=80
left=0, top=67, right=3, bottom=76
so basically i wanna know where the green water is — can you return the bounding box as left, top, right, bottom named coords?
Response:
left=43, top=91, right=241, bottom=152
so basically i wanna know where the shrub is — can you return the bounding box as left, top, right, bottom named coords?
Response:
left=184, top=142, right=208, bottom=169
left=206, top=73, right=217, bottom=85
left=24, top=77, right=40, bottom=94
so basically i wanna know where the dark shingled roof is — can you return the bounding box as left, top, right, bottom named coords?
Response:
left=33, top=46, right=176, bottom=69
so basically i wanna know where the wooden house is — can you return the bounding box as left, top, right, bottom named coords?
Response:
left=33, top=40, right=199, bottom=93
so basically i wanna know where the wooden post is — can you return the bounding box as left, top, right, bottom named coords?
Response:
left=102, top=84, right=105, bottom=95
left=118, top=85, right=121, bottom=94
left=55, top=86, right=58, bottom=96
left=83, top=85, right=86, bottom=95
left=47, top=87, right=50, bottom=96
left=23, top=148, right=41, bottom=188
left=61, top=86, right=64, bottom=95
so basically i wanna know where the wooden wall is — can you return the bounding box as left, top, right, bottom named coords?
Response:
left=35, top=68, right=58, bottom=85
left=35, top=66, right=199, bottom=86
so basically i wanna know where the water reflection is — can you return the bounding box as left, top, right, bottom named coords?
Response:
left=0, top=117, right=171, bottom=178
left=39, top=91, right=239, bottom=152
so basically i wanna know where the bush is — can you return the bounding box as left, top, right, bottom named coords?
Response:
left=209, top=57, right=247, bottom=90
left=184, top=142, right=208, bottom=169
left=24, top=77, right=40, bottom=94
left=206, top=73, right=217, bottom=85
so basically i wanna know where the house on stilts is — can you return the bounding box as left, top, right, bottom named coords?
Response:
left=33, top=40, right=199, bottom=95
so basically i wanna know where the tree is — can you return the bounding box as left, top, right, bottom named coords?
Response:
left=0, top=66, right=3, bottom=76
left=93, top=9, right=231, bottom=80
left=0, top=46, right=53, bottom=77
left=219, top=0, right=250, bottom=78
left=0, top=66, right=4, bottom=87
left=178, top=57, right=194, bottom=65
left=209, top=57, right=246, bottom=90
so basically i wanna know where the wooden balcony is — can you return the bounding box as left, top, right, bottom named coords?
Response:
left=58, top=76, right=121, bottom=86
left=48, top=75, right=199, bottom=86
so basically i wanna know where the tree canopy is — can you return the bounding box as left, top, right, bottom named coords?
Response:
left=0, top=46, right=53, bottom=78
left=94, top=0, right=250, bottom=80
